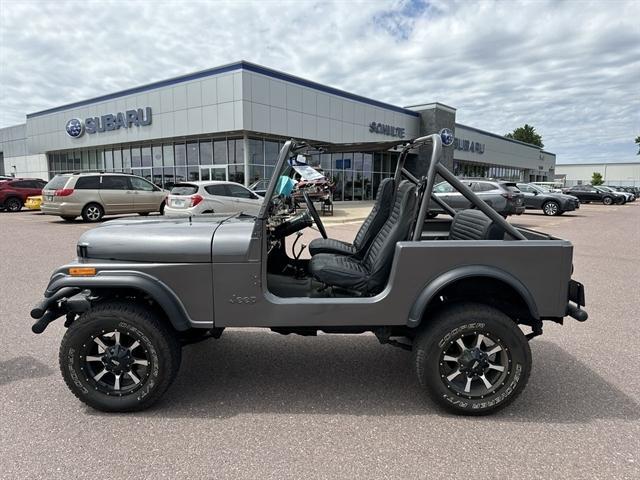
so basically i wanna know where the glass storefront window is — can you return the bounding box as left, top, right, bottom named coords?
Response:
left=214, top=140, right=227, bottom=165
left=248, top=138, right=264, bottom=165
left=186, top=142, right=198, bottom=165
left=113, top=149, right=122, bottom=171
left=152, top=168, right=163, bottom=188
left=122, top=148, right=131, bottom=170
left=152, top=146, right=163, bottom=167
left=228, top=164, right=244, bottom=184
left=175, top=144, right=186, bottom=166
left=163, top=167, right=176, bottom=190
left=249, top=165, right=264, bottom=185
left=175, top=166, right=187, bottom=183
left=199, top=141, right=213, bottom=165
left=163, top=145, right=174, bottom=166
left=233, top=139, right=244, bottom=163
left=265, top=141, right=279, bottom=166
left=131, top=147, right=141, bottom=168
left=141, top=147, right=152, bottom=167
left=104, top=150, right=113, bottom=171
left=187, top=165, right=199, bottom=181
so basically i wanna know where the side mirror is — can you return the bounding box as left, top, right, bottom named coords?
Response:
left=532, top=191, right=538, bottom=195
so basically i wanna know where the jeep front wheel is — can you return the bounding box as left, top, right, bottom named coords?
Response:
left=59, top=301, right=181, bottom=412
left=413, top=302, right=531, bottom=415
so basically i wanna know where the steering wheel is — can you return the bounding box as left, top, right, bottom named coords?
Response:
left=303, top=192, right=327, bottom=239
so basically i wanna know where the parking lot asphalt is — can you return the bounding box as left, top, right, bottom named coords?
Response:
left=1, top=203, right=639, bottom=479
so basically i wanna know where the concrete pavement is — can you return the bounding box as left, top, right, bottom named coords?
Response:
left=0, top=203, right=639, bottom=479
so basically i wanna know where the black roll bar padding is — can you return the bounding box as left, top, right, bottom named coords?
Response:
left=412, top=134, right=443, bottom=240
left=435, top=164, right=527, bottom=240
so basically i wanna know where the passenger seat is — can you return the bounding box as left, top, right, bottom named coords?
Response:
left=449, top=209, right=505, bottom=240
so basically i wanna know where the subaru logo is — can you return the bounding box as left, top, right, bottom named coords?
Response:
left=65, top=118, right=84, bottom=138
left=439, top=128, right=454, bottom=147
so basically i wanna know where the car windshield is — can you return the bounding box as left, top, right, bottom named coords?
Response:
left=170, top=184, right=199, bottom=195
left=44, top=175, right=70, bottom=190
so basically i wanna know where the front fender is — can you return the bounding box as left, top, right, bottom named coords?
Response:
left=45, top=270, right=197, bottom=331
left=407, top=265, right=540, bottom=328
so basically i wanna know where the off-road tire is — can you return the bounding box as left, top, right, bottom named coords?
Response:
left=602, top=196, right=613, bottom=205
left=542, top=200, right=560, bottom=216
left=413, top=302, right=531, bottom=415
left=81, top=203, right=104, bottom=222
left=5, top=197, right=22, bottom=212
left=59, top=300, right=182, bottom=412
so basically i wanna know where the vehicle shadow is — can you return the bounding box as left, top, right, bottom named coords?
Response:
left=0, top=355, right=54, bottom=386
left=90, top=332, right=639, bottom=424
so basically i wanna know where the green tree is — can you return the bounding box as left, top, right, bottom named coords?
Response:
left=591, top=172, right=604, bottom=185
left=635, top=135, right=639, bottom=154
left=505, top=124, right=544, bottom=148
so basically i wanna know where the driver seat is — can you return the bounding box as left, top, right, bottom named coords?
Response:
left=309, top=180, right=417, bottom=295
left=308, top=178, right=395, bottom=258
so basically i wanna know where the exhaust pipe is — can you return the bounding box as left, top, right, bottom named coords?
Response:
left=566, top=302, right=588, bottom=322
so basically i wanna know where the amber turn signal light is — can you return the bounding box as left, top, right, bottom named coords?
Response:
left=69, top=267, right=96, bottom=276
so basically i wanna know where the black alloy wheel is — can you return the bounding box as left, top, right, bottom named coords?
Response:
left=414, top=302, right=531, bottom=415
left=5, top=197, right=22, bottom=212
left=59, top=301, right=181, bottom=412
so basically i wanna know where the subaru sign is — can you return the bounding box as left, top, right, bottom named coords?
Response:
left=439, top=128, right=454, bottom=146
left=65, top=107, right=152, bottom=138
left=65, top=118, right=84, bottom=138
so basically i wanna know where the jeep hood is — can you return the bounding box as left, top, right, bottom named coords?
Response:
left=77, top=214, right=237, bottom=263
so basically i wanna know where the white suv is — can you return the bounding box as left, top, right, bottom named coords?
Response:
left=165, top=181, right=263, bottom=216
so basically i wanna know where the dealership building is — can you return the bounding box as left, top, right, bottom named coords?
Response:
left=0, top=61, right=556, bottom=200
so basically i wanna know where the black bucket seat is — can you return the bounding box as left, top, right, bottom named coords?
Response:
left=308, top=178, right=395, bottom=258
left=310, top=180, right=417, bottom=295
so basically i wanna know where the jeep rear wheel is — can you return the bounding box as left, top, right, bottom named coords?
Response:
left=413, top=302, right=531, bottom=415
left=59, top=301, right=181, bottom=412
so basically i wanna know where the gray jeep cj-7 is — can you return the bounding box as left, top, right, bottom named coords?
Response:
left=31, top=133, right=588, bottom=415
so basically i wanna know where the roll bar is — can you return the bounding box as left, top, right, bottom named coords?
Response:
left=392, top=134, right=526, bottom=241
left=263, top=135, right=527, bottom=241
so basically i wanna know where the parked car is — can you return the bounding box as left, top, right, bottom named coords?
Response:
left=611, top=186, right=639, bottom=198
left=165, top=181, right=262, bottom=216
left=562, top=185, right=623, bottom=205
left=249, top=179, right=269, bottom=197
left=25, top=195, right=43, bottom=210
left=594, top=186, right=628, bottom=204
left=430, top=178, right=525, bottom=217
left=0, top=178, right=47, bottom=212
left=32, top=135, right=588, bottom=416
left=603, top=186, right=635, bottom=202
left=516, top=183, right=580, bottom=216
left=41, top=172, right=167, bottom=222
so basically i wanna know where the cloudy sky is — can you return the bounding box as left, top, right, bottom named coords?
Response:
left=1, top=0, right=638, bottom=163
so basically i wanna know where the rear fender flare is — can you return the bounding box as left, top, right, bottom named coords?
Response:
left=407, top=265, right=540, bottom=328
left=45, top=271, right=196, bottom=331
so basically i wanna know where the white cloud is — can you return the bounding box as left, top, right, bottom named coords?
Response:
left=0, top=0, right=638, bottom=163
